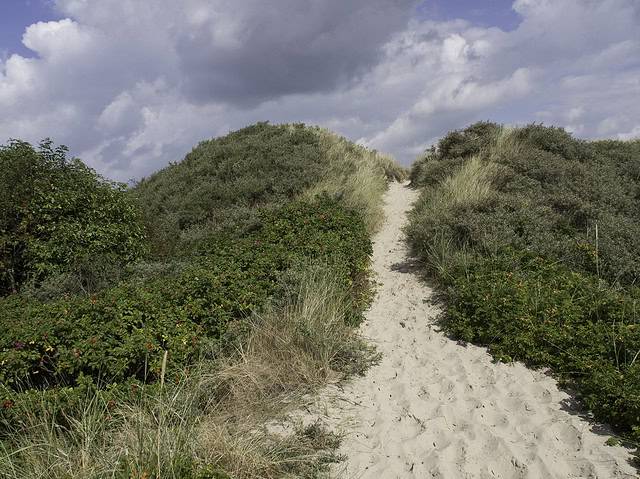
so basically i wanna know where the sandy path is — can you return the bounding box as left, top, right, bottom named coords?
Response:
left=317, top=182, right=636, bottom=478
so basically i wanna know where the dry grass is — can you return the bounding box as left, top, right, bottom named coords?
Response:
left=197, top=418, right=341, bottom=479
left=1, top=124, right=392, bottom=478
left=0, top=267, right=373, bottom=479
left=220, top=267, right=370, bottom=399
left=303, top=128, right=406, bottom=233
left=488, top=126, right=524, bottom=163
left=406, top=147, right=504, bottom=279
left=439, top=155, right=499, bottom=208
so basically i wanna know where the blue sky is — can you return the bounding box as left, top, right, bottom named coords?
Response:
left=1, top=0, right=639, bottom=181
left=0, top=0, right=59, bottom=57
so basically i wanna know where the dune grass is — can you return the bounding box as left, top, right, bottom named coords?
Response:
left=133, top=123, right=404, bottom=257
left=0, top=267, right=375, bottom=479
left=438, top=155, right=499, bottom=208
left=1, top=123, right=402, bottom=478
left=303, top=128, right=406, bottom=234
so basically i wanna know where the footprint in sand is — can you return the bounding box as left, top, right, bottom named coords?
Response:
left=322, top=182, right=637, bottom=479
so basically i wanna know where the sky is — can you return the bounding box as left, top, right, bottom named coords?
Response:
left=1, top=0, right=639, bottom=182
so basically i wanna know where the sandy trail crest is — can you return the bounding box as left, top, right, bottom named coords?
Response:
left=316, top=182, right=636, bottom=478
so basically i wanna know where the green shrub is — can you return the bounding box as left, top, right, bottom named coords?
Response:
left=0, top=140, right=146, bottom=296
left=409, top=150, right=465, bottom=188
left=0, top=123, right=394, bottom=475
left=436, top=121, right=500, bottom=160
left=132, top=123, right=330, bottom=257
left=443, top=251, right=640, bottom=436
left=0, top=198, right=370, bottom=404
left=408, top=122, right=640, bottom=285
left=407, top=121, right=640, bottom=442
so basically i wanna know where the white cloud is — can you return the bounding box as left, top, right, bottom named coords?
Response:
left=22, top=19, right=94, bottom=61
left=441, top=34, right=470, bottom=67
left=0, top=0, right=638, bottom=181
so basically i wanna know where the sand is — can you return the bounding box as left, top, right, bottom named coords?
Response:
left=310, top=182, right=637, bottom=478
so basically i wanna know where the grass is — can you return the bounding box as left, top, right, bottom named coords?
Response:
left=438, top=155, right=499, bottom=208
left=303, top=128, right=406, bottom=233
left=0, top=266, right=374, bottom=479
left=407, top=153, right=497, bottom=280
left=406, top=121, right=640, bottom=446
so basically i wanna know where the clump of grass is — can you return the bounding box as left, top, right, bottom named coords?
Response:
left=303, top=128, right=406, bottom=233
left=217, top=265, right=377, bottom=405
left=487, top=125, right=524, bottom=163
left=197, top=418, right=341, bottom=479
left=0, top=392, right=114, bottom=478
left=406, top=154, right=500, bottom=278
left=438, top=155, right=499, bottom=208
left=0, top=267, right=373, bottom=479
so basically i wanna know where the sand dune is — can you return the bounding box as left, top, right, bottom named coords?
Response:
left=310, top=182, right=636, bottom=478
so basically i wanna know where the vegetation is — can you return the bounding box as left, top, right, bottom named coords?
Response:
left=0, top=267, right=367, bottom=479
left=133, top=123, right=404, bottom=257
left=133, top=123, right=327, bottom=258
left=0, top=123, right=401, bottom=477
left=406, top=122, right=640, bottom=443
left=301, top=128, right=406, bottom=233
left=0, top=140, right=145, bottom=297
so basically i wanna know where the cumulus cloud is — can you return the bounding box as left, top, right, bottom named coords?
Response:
left=0, top=0, right=639, bottom=181
left=53, top=0, right=417, bottom=104
left=174, top=0, right=417, bottom=103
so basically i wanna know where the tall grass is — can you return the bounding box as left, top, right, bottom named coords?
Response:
left=1, top=123, right=397, bottom=477
left=407, top=153, right=500, bottom=279
left=0, top=267, right=374, bottom=479
left=487, top=126, right=524, bottom=163
left=303, top=128, right=406, bottom=233
left=438, top=155, right=499, bottom=208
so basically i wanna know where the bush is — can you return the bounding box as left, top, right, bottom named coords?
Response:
left=408, top=122, right=640, bottom=285
left=407, top=121, right=640, bottom=441
left=302, top=128, right=406, bottom=233
left=132, top=123, right=330, bottom=257
left=436, top=121, right=500, bottom=159
left=133, top=122, right=401, bottom=257
left=0, top=139, right=146, bottom=296
left=443, top=251, right=640, bottom=436
left=0, top=198, right=371, bottom=402
left=0, top=264, right=355, bottom=478
left=0, top=123, right=397, bottom=475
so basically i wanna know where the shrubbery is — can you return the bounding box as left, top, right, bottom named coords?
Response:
left=409, top=124, right=640, bottom=285
left=0, top=198, right=370, bottom=406
left=0, top=140, right=146, bottom=296
left=132, top=122, right=403, bottom=257
left=0, top=265, right=361, bottom=478
left=443, top=251, right=640, bottom=437
left=0, top=123, right=397, bottom=476
left=407, top=122, right=640, bottom=442
left=132, top=123, right=330, bottom=257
